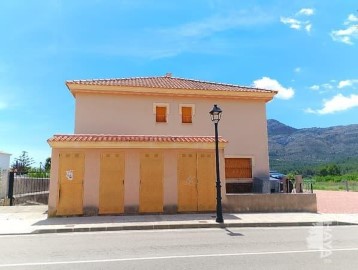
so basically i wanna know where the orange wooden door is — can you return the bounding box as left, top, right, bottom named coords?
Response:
left=139, top=152, right=163, bottom=213
left=99, top=153, right=125, bottom=214
left=57, top=152, right=84, bottom=216
left=197, top=152, right=216, bottom=211
left=177, top=152, right=198, bottom=212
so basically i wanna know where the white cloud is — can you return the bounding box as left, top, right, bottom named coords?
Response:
left=252, top=77, right=294, bottom=100
left=306, top=94, right=358, bottom=114
left=345, top=14, right=358, bottom=25
left=310, top=85, right=320, bottom=90
left=338, top=79, right=358, bottom=88
left=305, top=23, right=312, bottom=33
left=297, top=8, right=314, bottom=16
left=294, top=67, right=301, bottom=73
left=280, top=17, right=301, bottom=30
left=280, top=8, right=314, bottom=33
left=322, top=83, right=333, bottom=90
left=83, top=8, right=275, bottom=59
left=309, top=79, right=358, bottom=92
left=331, top=14, right=358, bottom=45
left=168, top=10, right=274, bottom=39
left=138, top=9, right=275, bottom=58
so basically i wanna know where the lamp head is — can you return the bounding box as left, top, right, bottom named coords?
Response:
left=209, top=104, right=222, bottom=123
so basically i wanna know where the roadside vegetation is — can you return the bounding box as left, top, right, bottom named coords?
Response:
left=11, top=151, right=51, bottom=176
left=304, top=175, right=358, bottom=192
left=272, top=162, right=358, bottom=192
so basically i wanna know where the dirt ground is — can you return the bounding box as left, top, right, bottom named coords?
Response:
left=315, top=190, right=358, bottom=213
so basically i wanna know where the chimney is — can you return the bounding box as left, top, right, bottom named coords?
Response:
left=165, top=72, right=172, bottom=77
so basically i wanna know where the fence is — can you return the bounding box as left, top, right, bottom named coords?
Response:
left=303, top=179, right=314, bottom=193
left=5, top=172, right=50, bottom=205
left=303, top=178, right=358, bottom=192
left=13, top=174, right=50, bottom=195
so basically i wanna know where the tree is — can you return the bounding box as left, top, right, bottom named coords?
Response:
left=44, top=157, right=51, bottom=172
left=11, top=151, right=35, bottom=173
left=327, top=164, right=341, bottom=176
left=318, top=163, right=341, bottom=176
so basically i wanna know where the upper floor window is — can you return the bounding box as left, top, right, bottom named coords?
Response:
left=154, top=103, right=169, bottom=123
left=179, top=104, right=195, bottom=124
left=156, top=106, right=167, bottom=122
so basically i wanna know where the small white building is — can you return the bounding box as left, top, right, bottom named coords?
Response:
left=0, top=151, right=11, bottom=199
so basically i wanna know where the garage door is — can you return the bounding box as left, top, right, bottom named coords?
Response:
left=139, top=152, right=163, bottom=213
left=57, top=152, right=84, bottom=216
left=197, top=152, right=216, bottom=211
left=177, top=152, right=197, bottom=212
left=99, top=153, right=125, bottom=214
left=177, top=152, right=216, bottom=212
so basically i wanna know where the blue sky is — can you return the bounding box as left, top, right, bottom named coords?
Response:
left=0, top=0, right=357, bottom=166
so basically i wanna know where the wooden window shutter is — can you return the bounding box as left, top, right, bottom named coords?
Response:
left=181, top=107, right=192, bottom=123
left=225, top=158, right=252, bottom=178
left=156, top=106, right=167, bottom=122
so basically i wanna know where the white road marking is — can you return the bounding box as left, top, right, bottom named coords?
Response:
left=1, top=247, right=358, bottom=267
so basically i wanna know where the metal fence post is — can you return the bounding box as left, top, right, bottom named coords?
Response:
left=7, top=171, right=15, bottom=206
left=345, top=180, right=349, bottom=192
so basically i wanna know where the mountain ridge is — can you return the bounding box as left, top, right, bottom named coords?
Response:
left=267, top=119, right=358, bottom=172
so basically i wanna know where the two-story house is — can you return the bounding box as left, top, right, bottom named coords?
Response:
left=48, top=74, right=278, bottom=216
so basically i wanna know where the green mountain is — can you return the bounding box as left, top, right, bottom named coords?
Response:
left=267, top=119, right=358, bottom=173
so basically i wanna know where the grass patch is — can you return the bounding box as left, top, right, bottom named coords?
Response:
left=311, top=181, right=358, bottom=192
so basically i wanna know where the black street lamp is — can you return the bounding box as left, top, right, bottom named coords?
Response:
left=209, top=104, right=224, bottom=223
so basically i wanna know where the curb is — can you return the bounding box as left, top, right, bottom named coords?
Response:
left=27, top=220, right=356, bottom=235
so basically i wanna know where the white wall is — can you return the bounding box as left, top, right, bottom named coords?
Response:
left=0, top=153, right=11, bottom=169
left=0, top=152, right=11, bottom=199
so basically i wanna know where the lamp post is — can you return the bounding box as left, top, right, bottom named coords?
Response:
left=209, top=104, right=224, bottom=223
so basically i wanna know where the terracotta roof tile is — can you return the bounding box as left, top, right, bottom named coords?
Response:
left=66, top=75, right=276, bottom=94
left=48, top=134, right=228, bottom=143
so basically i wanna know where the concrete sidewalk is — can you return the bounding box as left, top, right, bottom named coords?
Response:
left=1, top=205, right=358, bottom=235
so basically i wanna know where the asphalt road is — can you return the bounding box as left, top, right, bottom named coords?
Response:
left=0, top=226, right=358, bottom=269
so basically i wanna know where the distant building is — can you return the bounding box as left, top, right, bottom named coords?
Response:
left=47, top=74, right=276, bottom=216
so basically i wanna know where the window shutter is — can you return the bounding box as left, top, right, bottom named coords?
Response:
left=156, top=106, right=167, bottom=122
left=225, top=158, right=252, bottom=178
left=182, top=107, right=192, bottom=123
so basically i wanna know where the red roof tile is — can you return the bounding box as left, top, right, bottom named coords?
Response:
left=66, top=75, right=276, bottom=94
left=48, top=134, right=228, bottom=143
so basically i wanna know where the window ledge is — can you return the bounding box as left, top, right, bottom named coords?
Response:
left=226, top=178, right=253, bottom=183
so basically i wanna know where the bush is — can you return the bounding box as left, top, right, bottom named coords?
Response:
left=312, top=174, right=358, bottom=182
left=27, top=169, right=49, bottom=178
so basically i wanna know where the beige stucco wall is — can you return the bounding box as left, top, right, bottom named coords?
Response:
left=48, top=147, right=226, bottom=216
left=223, top=193, right=317, bottom=213
left=74, top=94, right=270, bottom=179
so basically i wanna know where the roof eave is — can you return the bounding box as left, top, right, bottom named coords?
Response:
left=66, top=83, right=277, bottom=102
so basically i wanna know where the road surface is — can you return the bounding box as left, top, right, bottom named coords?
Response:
left=1, top=226, right=357, bottom=269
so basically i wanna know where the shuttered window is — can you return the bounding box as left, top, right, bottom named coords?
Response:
left=181, top=106, right=192, bottom=123
left=225, top=158, right=252, bottom=178
left=156, top=106, right=167, bottom=122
